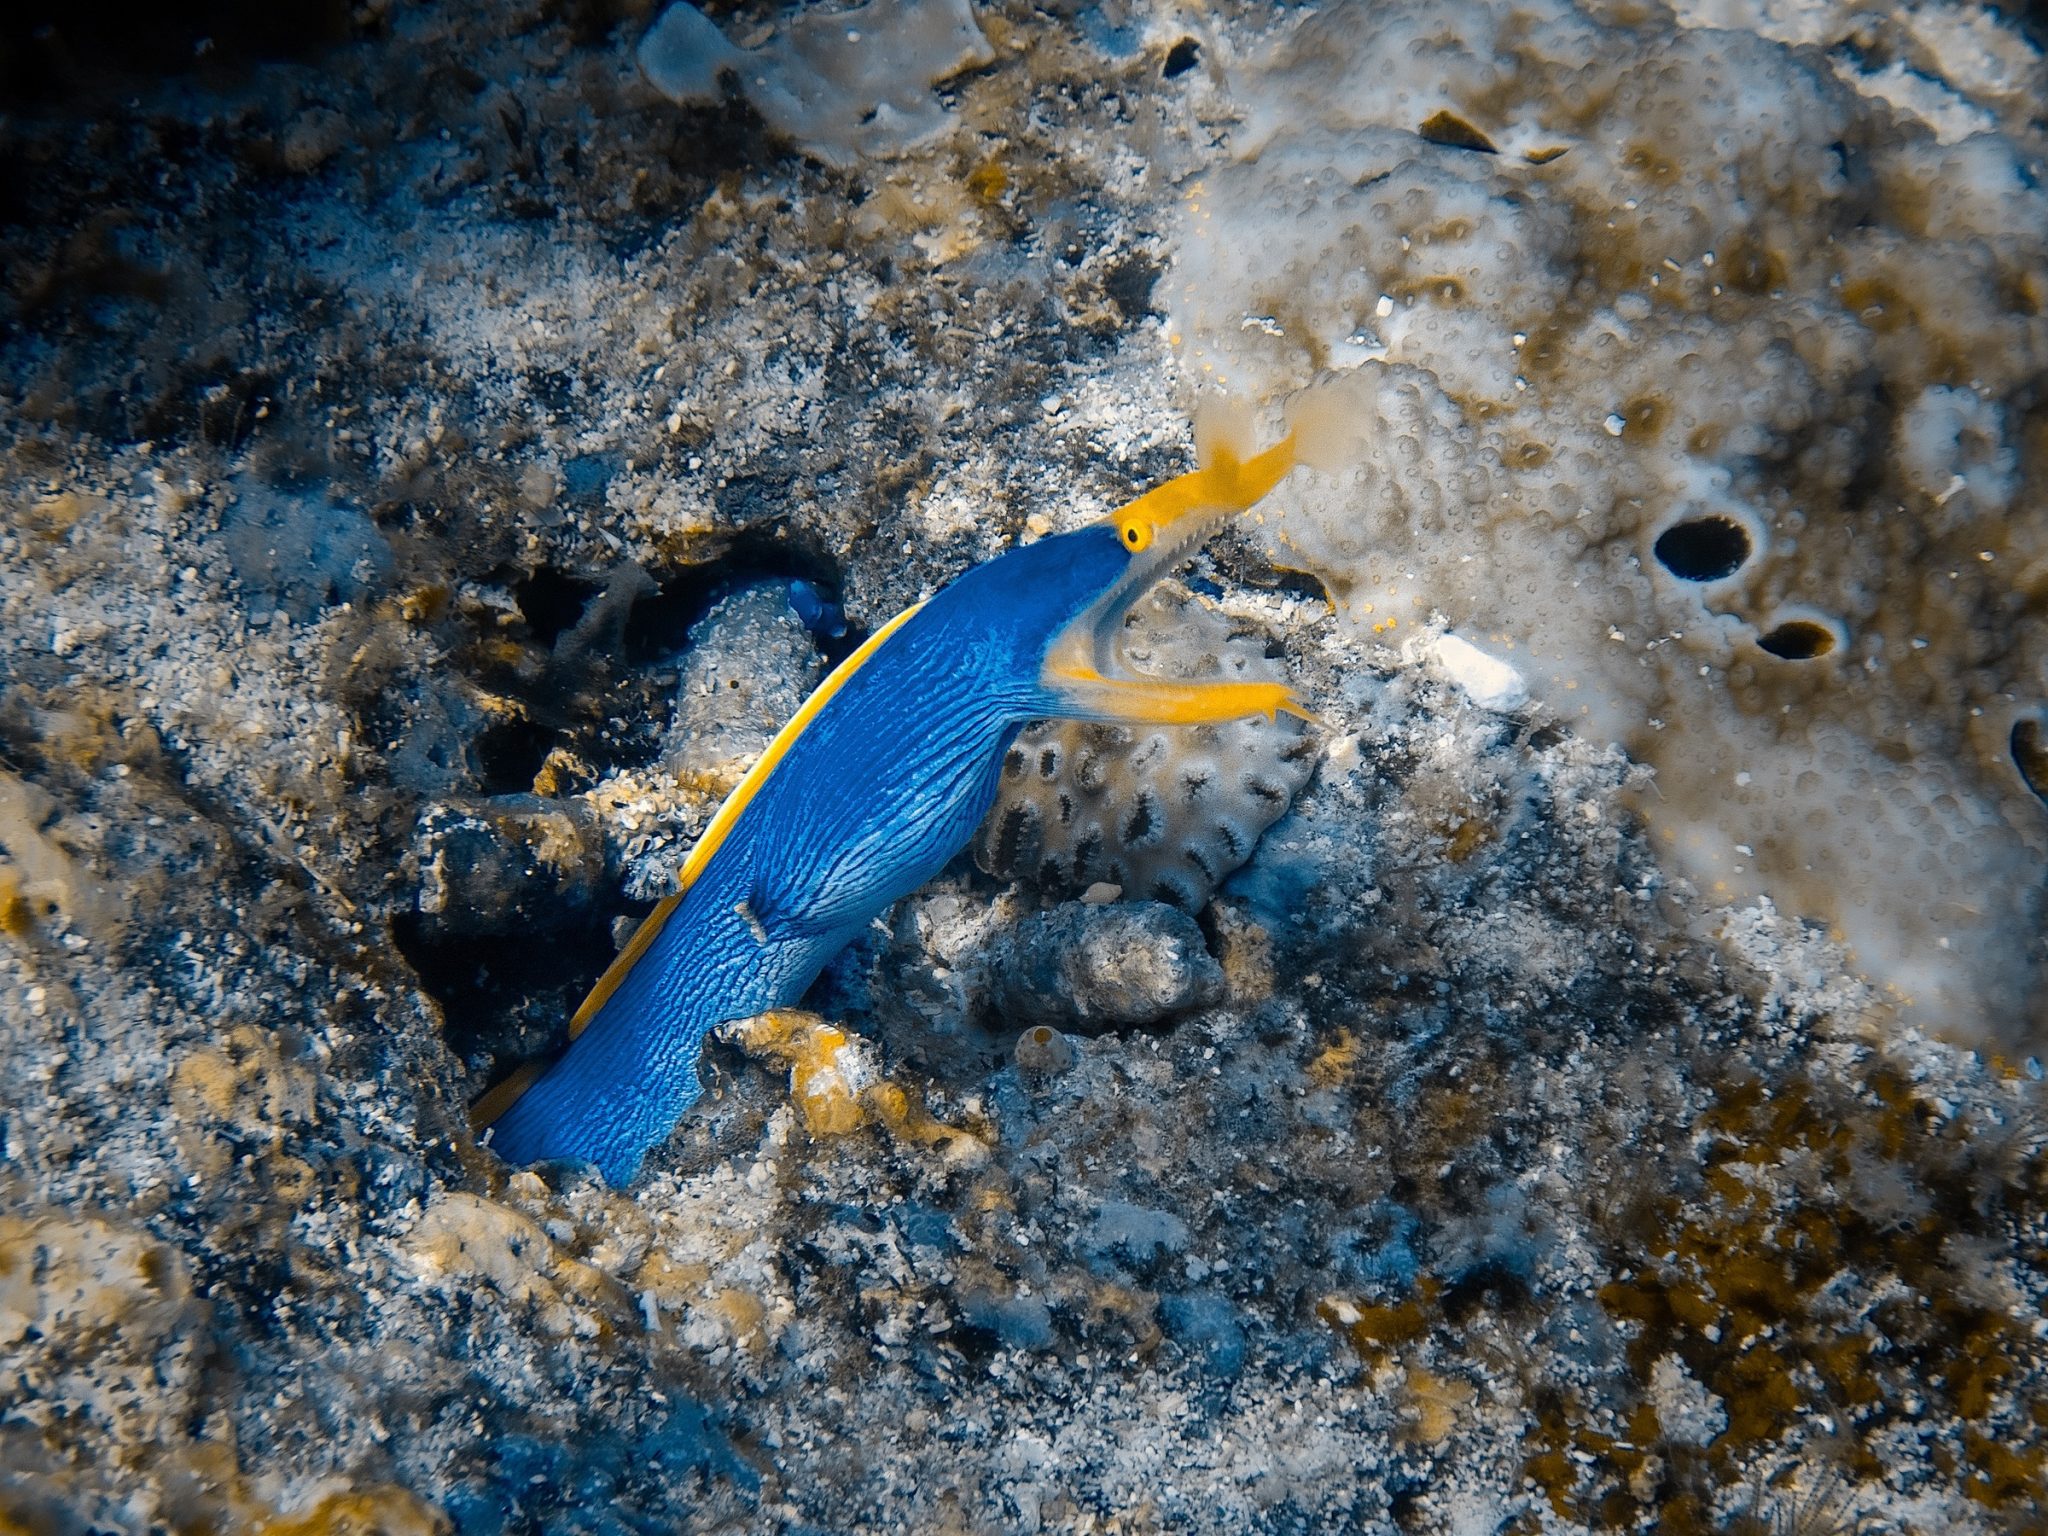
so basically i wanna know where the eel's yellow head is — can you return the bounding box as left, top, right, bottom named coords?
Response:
left=1038, top=405, right=1312, bottom=725
left=1076, top=409, right=1299, bottom=661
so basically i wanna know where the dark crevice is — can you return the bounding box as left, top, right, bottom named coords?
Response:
left=943, top=1321, right=1003, bottom=1365
left=393, top=906, right=624, bottom=1080
left=1418, top=109, right=1498, bottom=154
left=0, top=0, right=358, bottom=109
left=1101, top=254, right=1161, bottom=321
left=1439, top=1259, right=1534, bottom=1322
left=621, top=526, right=848, bottom=666
left=473, top=718, right=558, bottom=797
left=514, top=567, right=604, bottom=649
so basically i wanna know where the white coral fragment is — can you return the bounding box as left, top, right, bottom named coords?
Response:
left=638, top=0, right=992, bottom=168
left=1412, top=631, right=1527, bottom=713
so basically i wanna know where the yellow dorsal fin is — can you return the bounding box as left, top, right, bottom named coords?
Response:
left=565, top=598, right=928, bottom=1041
left=470, top=1056, right=550, bottom=1131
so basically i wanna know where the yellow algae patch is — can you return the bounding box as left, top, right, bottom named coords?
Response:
left=409, top=1193, right=554, bottom=1295
left=257, top=1488, right=448, bottom=1536
left=0, top=869, right=31, bottom=938
left=721, top=1010, right=873, bottom=1135
left=1316, top=1277, right=1442, bottom=1366
left=1208, top=904, right=1276, bottom=1006
left=722, top=1010, right=986, bottom=1159
left=0, top=768, right=115, bottom=941
left=406, top=1191, right=637, bottom=1337
left=1400, top=1366, right=1476, bottom=1446
left=170, top=1047, right=243, bottom=1121
left=632, top=1248, right=712, bottom=1308
left=23, top=490, right=97, bottom=540
left=709, top=1287, right=768, bottom=1347
left=630, top=1252, right=776, bottom=1356
left=1307, top=1029, right=1362, bottom=1087
left=169, top=1025, right=319, bottom=1185
left=965, top=157, right=1007, bottom=202
left=1433, top=810, right=1495, bottom=863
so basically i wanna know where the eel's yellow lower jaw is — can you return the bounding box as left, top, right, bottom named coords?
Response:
left=1043, top=663, right=1316, bottom=726
left=1040, top=427, right=1313, bottom=726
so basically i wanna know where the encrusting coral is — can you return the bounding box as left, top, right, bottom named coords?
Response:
left=1173, top=0, right=2048, bottom=1048
left=975, top=585, right=1318, bottom=906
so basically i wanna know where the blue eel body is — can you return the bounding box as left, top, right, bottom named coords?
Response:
left=479, top=429, right=1306, bottom=1185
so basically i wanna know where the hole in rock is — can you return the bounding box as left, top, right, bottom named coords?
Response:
left=394, top=908, right=621, bottom=1083
left=1653, top=516, right=1751, bottom=582
left=1101, top=254, right=1161, bottom=321
left=1162, top=37, right=1200, bottom=77
left=945, top=1320, right=1002, bottom=1365
left=1417, top=109, right=1497, bottom=154
left=473, top=717, right=556, bottom=796
left=2012, top=718, right=2048, bottom=806
left=514, top=567, right=603, bottom=648
left=1757, top=620, right=1835, bottom=660
left=1439, top=1259, right=1533, bottom=1322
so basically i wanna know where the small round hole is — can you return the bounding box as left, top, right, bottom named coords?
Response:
left=1757, top=620, right=1835, bottom=660
left=2012, top=718, right=2048, bottom=806
left=1653, top=516, right=1751, bottom=581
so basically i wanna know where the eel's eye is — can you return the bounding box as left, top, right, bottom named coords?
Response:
left=1121, top=520, right=1153, bottom=552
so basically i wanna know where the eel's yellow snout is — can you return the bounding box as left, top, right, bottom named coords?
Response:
left=1047, top=418, right=1316, bottom=729
left=1110, top=429, right=1300, bottom=558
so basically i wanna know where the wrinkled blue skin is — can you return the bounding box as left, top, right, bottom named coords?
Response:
left=488, top=526, right=1131, bottom=1185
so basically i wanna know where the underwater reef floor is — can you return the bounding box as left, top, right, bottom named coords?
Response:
left=1, top=1, right=2045, bottom=1531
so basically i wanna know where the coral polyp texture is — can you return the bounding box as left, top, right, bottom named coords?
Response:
left=3, top=0, right=2047, bottom=1532
left=974, top=586, right=1317, bottom=906
left=1173, top=0, right=2048, bottom=1045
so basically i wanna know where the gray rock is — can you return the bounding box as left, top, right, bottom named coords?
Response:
left=1012, top=1022, right=1076, bottom=1077
left=411, top=794, right=604, bottom=936
left=666, top=583, right=824, bottom=775
left=989, top=900, right=1224, bottom=1032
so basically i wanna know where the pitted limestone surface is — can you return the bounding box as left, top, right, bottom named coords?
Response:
left=1171, top=0, right=2048, bottom=1042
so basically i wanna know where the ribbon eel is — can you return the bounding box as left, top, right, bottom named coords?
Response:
left=477, top=422, right=1310, bottom=1185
